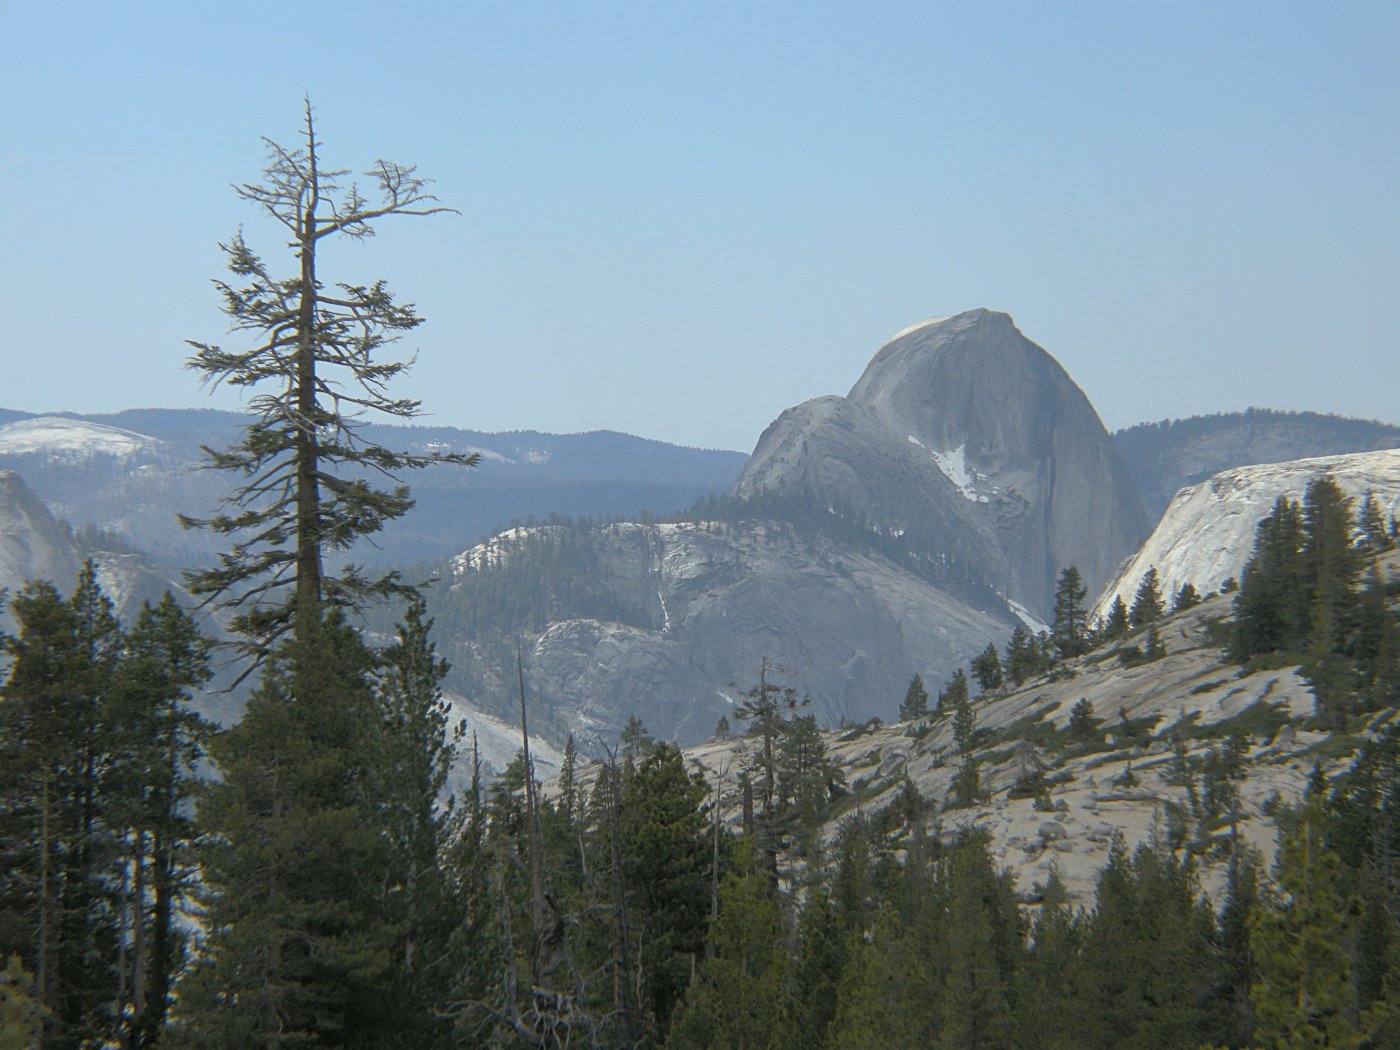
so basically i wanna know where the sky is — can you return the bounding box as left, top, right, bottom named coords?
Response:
left=2, top=2, right=1397, bottom=452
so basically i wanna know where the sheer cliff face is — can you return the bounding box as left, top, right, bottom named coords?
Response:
left=736, top=309, right=1149, bottom=618
left=0, top=470, right=79, bottom=629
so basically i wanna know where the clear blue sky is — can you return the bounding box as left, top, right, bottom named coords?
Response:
left=3, top=1, right=1396, bottom=451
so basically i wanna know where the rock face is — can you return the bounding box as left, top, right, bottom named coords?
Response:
left=655, top=592, right=1346, bottom=909
left=1114, top=410, right=1400, bottom=523
left=0, top=470, right=80, bottom=628
left=1093, top=447, right=1400, bottom=622
left=442, top=521, right=1015, bottom=750
left=736, top=309, right=1150, bottom=618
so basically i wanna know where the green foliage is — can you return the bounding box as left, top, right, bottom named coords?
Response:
left=1052, top=566, right=1090, bottom=660
left=0, top=566, right=212, bottom=1050
left=666, top=839, right=790, bottom=1050
left=1005, top=623, right=1050, bottom=686
left=622, top=744, right=712, bottom=1037
left=1130, top=566, right=1165, bottom=628
left=1069, top=698, right=1099, bottom=742
left=899, top=673, right=929, bottom=722
left=1250, top=800, right=1364, bottom=1049
left=970, top=643, right=1004, bottom=693
left=1101, top=594, right=1130, bottom=642
left=1172, top=581, right=1202, bottom=612
left=173, top=610, right=403, bottom=1045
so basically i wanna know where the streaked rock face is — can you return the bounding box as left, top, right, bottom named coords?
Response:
left=1093, top=447, right=1400, bottom=623
left=444, top=521, right=1015, bottom=750
left=736, top=309, right=1150, bottom=618
left=0, top=470, right=79, bottom=628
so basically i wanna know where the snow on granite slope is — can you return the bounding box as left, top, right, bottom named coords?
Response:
left=1093, top=448, right=1400, bottom=623
left=0, top=416, right=158, bottom=457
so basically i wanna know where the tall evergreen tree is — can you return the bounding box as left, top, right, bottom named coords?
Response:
left=1102, top=594, right=1131, bottom=641
left=899, top=673, right=930, bottom=722
left=970, top=643, right=1004, bottom=694
left=1051, top=566, right=1090, bottom=661
left=666, top=839, right=790, bottom=1050
left=106, top=594, right=212, bottom=1049
left=367, top=596, right=459, bottom=1048
left=173, top=611, right=398, bottom=1047
left=182, top=101, right=472, bottom=657
left=1232, top=496, right=1309, bottom=660
left=621, top=743, right=711, bottom=1039
left=1250, top=800, right=1364, bottom=1049
left=1129, top=566, right=1165, bottom=628
left=0, top=569, right=123, bottom=1050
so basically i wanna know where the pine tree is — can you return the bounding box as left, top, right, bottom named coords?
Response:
left=173, top=610, right=398, bottom=1045
left=1004, top=624, right=1040, bottom=686
left=182, top=101, right=473, bottom=657
left=734, top=657, right=803, bottom=818
left=1172, top=581, right=1202, bottom=613
left=0, top=570, right=122, bottom=1049
left=938, top=833, right=1018, bottom=1049
left=1358, top=492, right=1393, bottom=553
left=368, top=596, right=459, bottom=1047
left=621, top=743, right=711, bottom=1038
left=970, top=644, right=1004, bottom=694
left=1051, top=566, right=1089, bottom=660
left=106, top=594, right=212, bottom=1049
left=1232, top=496, right=1309, bottom=660
left=1102, top=595, right=1130, bottom=642
left=666, top=839, right=790, bottom=1050
left=1129, top=566, right=1164, bottom=628
left=899, top=673, right=930, bottom=722
left=1251, top=800, right=1363, bottom=1049
left=1068, top=698, right=1098, bottom=741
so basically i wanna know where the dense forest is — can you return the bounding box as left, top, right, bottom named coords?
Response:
left=4, top=494, right=1400, bottom=1047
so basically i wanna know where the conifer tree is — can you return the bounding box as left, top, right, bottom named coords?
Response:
left=0, top=571, right=122, bottom=1049
left=1051, top=566, right=1090, bottom=660
left=938, top=833, right=1018, bottom=1050
left=970, top=643, right=1004, bottom=694
left=1232, top=496, right=1308, bottom=660
left=182, top=101, right=472, bottom=657
left=621, top=743, right=711, bottom=1038
left=106, top=594, right=212, bottom=1048
left=666, top=839, right=790, bottom=1050
left=1102, top=595, right=1130, bottom=642
left=1129, top=566, right=1165, bottom=628
left=173, top=611, right=399, bottom=1045
left=368, top=596, right=460, bottom=1046
left=1172, top=581, right=1201, bottom=613
left=899, top=673, right=930, bottom=722
left=1250, top=800, right=1363, bottom=1049
left=1004, top=623, right=1040, bottom=686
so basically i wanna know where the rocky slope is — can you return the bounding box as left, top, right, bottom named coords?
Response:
left=438, top=520, right=1015, bottom=750
left=0, top=470, right=80, bottom=629
left=632, top=563, right=1400, bottom=906
left=736, top=309, right=1149, bottom=618
left=0, top=468, right=182, bottom=633
left=1115, top=410, right=1400, bottom=523
left=1093, top=447, right=1400, bottom=624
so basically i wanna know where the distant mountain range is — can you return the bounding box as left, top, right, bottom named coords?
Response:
left=1114, top=409, right=1400, bottom=521
left=4, top=312, right=1400, bottom=755
left=0, top=408, right=748, bottom=570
